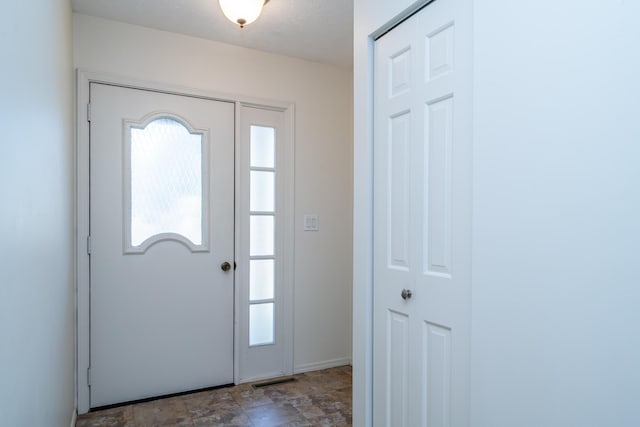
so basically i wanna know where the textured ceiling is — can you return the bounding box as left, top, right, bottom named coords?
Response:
left=71, top=0, right=353, bottom=69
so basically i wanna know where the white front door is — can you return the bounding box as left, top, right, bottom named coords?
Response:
left=89, top=83, right=235, bottom=407
left=373, top=0, right=473, bottom=425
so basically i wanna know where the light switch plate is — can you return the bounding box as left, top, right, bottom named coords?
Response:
left=303, top=214, right=319, bottom=231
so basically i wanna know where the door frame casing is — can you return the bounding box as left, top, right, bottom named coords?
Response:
left=75, top=70, right=295, bottom=414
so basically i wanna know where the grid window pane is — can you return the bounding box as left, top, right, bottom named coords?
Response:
left=130, top=118, right=203, bottom=246
left=250, top=171, right=275, bottom=212
left=250, top=259, right=275, bottom=301
left=250, top=125, right=275, bottom=168
left=250, top=215, right=274, bottom=256
left=249, top=303, right=274, bottom=346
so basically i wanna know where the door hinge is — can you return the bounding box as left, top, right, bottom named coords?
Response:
left=87, top=235, right=92, bottom=255
left=87, top=103, right=92, bottom=122
left=87, top=367, right=91, bottom=387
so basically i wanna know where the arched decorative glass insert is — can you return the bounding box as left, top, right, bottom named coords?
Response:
left=123, top=114, right=209, bottom=254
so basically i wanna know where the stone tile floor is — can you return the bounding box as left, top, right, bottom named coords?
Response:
left=76, top=365, right=352, bottom=427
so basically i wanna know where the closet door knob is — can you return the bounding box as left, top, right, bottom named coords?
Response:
left=401, top=289, right=412, bottom=300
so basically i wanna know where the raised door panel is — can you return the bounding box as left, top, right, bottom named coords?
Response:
left=424, top=96, right=454, bottom=277
left=388, top=311, right=410, bottom=427
left=422, top=322, right=452, bottom=427
left=389, top=112, right=412, bottom=270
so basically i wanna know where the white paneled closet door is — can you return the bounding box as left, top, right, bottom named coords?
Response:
left=373, top=0, right=473, bottom=425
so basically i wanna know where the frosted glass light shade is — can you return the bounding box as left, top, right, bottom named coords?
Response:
left=219, top=0, right=265, bottom=28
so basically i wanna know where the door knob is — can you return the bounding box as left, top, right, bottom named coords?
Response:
left=221, top=261, right=231, bottom=272
left=401, top=288, right=412, bottom=300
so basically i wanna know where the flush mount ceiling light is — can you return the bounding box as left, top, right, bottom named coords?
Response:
left=219, top=0, right=270, bottom=28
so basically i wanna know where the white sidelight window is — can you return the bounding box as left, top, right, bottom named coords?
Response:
left=237, top=103, right=293, bottom=382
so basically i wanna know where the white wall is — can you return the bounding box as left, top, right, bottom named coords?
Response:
left=0, top=1, right=75, bottom=426
left=354, top=0, right=640, bottom=426
left=73, top=14, right=353, bottom=373
left=471, top=1, right=640, bottom=425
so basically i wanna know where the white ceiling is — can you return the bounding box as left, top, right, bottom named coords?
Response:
left=71, top=0, right=354, bottom=69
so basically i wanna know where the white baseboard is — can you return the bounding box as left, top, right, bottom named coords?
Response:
left=70, top=409, right=77, bottom=427
left=293, top=357, right=352, bottom=374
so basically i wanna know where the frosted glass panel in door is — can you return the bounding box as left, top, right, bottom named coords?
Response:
left=250, top=215, right=275, bottom=256
left=250, top=171, right=275, bottom=212
left=250, top=126, right=275, bottom=168
left=250, top=259, right=275, bottom=300
left=249, top=303, right=275, bottom=346
left=129, top=118, right=204, bottom=247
